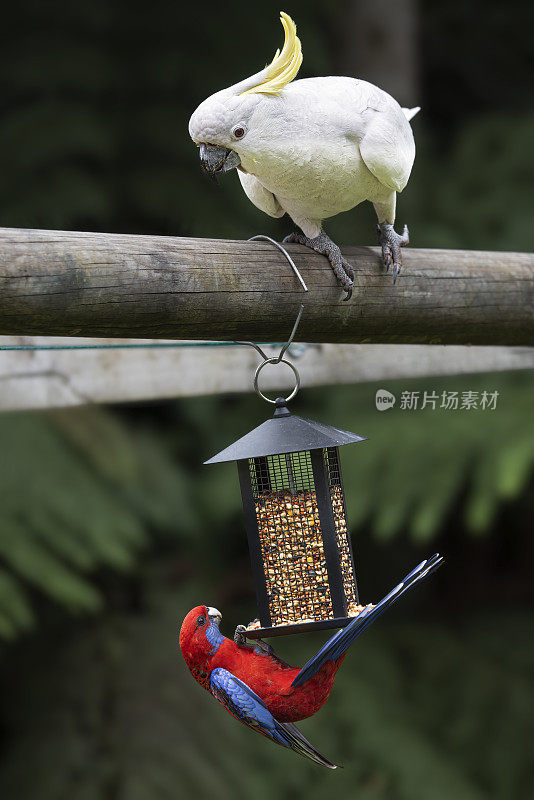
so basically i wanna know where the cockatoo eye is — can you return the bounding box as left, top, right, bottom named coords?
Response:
left=232, top=126, right=245, bottom=140
left=196, top=615, right=206, bottom=627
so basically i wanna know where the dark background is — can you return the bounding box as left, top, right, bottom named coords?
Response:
left=0, top=1, right=533, bottom=798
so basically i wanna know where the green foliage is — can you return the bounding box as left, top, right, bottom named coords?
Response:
left=333, top=372, right=534, bottom=542
left=0, top=582, right=531, bottom=800
left=0, top=1, right=532, bottom=255
left=327, top=113, right=534, bottom=254
left=0, top=370, right=533, bottom=641
left=173, top=370, right=534, bottom=548
left=0, top=1, right=531, bottom=796
left=407, top=115, right=534, bottom=253
left=0, top=408, right=195, bottom=639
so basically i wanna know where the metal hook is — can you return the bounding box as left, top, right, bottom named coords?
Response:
left=234, top=304, right=304, bottom=363
left=247, top=235, right=308, bottom=293
left=274, top=303, right=304, bottom=363
left=234, top=304, right=305, bottom=404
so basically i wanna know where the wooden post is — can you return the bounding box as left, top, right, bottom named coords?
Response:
left=0, top=227, right=532, bottom=345
left=0, top=337, right=533, bottom=411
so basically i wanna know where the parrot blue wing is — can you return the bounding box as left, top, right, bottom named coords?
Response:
left=292, top=553, right=444, bottom=688
left=209, top=667, right=338, bottom=769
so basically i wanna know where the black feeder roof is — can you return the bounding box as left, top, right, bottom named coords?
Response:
left=204, top=400, right=367, bottom=464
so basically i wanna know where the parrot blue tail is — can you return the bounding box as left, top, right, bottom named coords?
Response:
left=291, top=553, right=443, bottom=688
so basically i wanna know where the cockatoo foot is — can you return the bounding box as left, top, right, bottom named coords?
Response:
left=283, top=231, right=354, bottom=300
left=376, top=223, right=409, bottom=284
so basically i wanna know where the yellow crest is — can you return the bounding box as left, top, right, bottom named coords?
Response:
left=240, top=12, right=303, bottom=96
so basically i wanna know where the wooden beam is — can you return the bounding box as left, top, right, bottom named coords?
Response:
left=0, top=337, right=532, bottom=411
left=0, top=227, right=532, bottom=345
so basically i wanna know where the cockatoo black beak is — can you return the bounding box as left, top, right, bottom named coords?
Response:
left=199, top=143, right=241, bottom=182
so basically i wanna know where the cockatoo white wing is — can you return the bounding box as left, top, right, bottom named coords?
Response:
left=358, top=102, right=416, bottom=193
left=238, top=171, right=285, bottom=218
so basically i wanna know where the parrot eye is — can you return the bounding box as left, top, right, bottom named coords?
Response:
left=232, top=126, right=245, bottom=140
left=196, top=615, right=206, bottom=627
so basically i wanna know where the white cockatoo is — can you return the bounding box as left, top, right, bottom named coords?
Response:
left=189, top=12, right=419, bottom=300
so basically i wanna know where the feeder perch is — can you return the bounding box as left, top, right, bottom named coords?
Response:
left=205, top=398, right=367, bottom=637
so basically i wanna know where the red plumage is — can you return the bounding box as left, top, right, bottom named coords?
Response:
left=179, top=556, right=442, bottom=766
left=180, top=605, right=343, bottom=722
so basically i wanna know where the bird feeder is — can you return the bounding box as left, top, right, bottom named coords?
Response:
left=205, top=397, right=367, bottom=638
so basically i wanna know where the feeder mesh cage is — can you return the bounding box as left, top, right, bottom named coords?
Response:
left=249, top=447, right=358, bottom=627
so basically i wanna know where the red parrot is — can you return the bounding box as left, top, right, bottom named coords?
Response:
left=179, top=554, right=442, bottom=768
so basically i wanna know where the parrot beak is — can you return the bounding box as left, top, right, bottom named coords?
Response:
left=207, top=606, right=222, bottom=626
left=199, top=143, right=241, bottom=182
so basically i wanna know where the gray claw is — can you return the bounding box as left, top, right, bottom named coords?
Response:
left=234, top=624, right=251, bottom=648
left=376, top=222, right=410, bottom=284
left=282, top=232, right=298, bottom=244
left=285, top=230, right=354, bottom=299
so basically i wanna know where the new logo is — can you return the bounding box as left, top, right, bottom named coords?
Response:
left=375, top=389, right=396, bottom=411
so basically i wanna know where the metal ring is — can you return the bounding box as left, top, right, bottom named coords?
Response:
left=253, top=357, right=300, bottom=404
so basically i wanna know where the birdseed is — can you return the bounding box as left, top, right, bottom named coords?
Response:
left=249, top=486, right=358, bottom=628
